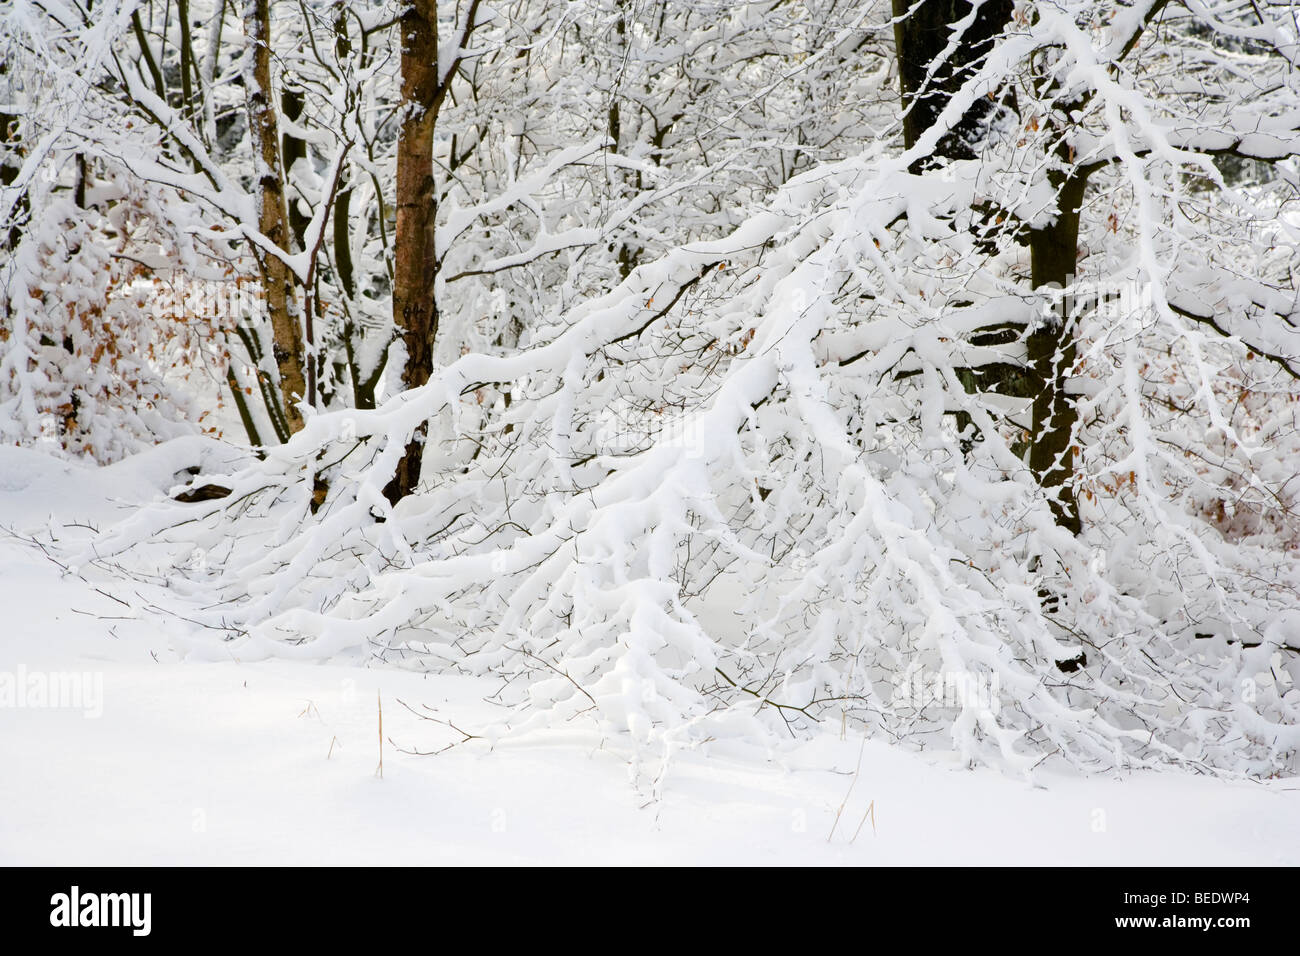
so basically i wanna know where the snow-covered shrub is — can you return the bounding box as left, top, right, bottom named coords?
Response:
left=79, top=147, right=1300, bottom=778
left=1, top=166, right=230, bottom=462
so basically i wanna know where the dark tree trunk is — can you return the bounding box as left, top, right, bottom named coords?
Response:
left=892, top=0, right=1086, bottom=535
left=281, top=86, right=310, bottom=253
left=1026, top=162, right=1087, bottom=536
left=892, top=0, right=1014, bottom=166
left=1, top=58, right=26, bottom=252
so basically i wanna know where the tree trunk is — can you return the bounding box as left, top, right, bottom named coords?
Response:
left=1, top=57, right=26, bottom=253
left=243, top=0, right=306, bottom=439
left=892, top=0, right=1027, bottom=438
left=892, top=0, right=1013, bottom=165
left=893, top=1, right=1085, bottom=535
left=385, top=0, right=441, bottom=505
left=281, top=85, right=310, bottom=253
left=1026, top=165, right=1086, bottom=536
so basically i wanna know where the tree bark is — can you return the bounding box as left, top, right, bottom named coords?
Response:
left=893, top=1, right=1085, bottom=534
left=281, top=85, right=310, bottom=253
left=1026, top=163, right=1086, bottom=536
left=243, top=0, right=306, bottom=439
left=385, top=0, right=442, bottom=504
left=0, top=57, right=26, bottom=253
left=892, top=0, right=1013, bottom=166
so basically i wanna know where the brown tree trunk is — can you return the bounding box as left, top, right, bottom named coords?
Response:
left=385, top=0, right=442, bottom=504
left=244, top=0, right=305, bottom=440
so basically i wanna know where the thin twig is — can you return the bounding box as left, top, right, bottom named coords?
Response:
left=375, top=690, right=384, bottom=778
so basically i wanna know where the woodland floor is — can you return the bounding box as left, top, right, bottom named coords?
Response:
left=1, top=445, right=1296, bottom=866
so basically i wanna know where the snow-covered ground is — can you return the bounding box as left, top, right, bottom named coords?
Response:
left=1, top=444, right=1296, bottom=866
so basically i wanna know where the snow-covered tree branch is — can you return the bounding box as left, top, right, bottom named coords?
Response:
left=4, top=0, right=1298, bottom=782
